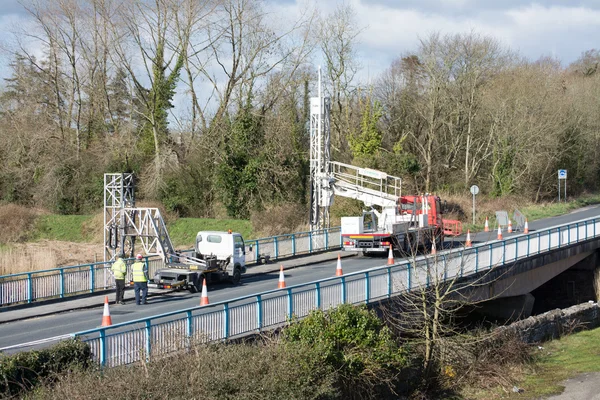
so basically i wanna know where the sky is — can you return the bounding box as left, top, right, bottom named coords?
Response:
left=0, top=0, right=598, bottom=84
left=299, top=0, right=600, bottom=81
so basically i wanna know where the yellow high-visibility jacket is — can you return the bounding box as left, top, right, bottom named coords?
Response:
left=111, top=258, right=127, bottom=280
left=132, top=261, right=148, bottom=283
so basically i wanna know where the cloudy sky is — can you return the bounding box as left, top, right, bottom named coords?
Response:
left=0, top=0, right=598, bottom=82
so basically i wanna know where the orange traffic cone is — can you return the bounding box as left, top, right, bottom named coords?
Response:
left=484, top=217, right=489, bottom=232
left=524, top=219, right=529, bottom=234
left=278, top=265, right=286, bottom=288
left=101, top=295, right=112, bottom=327
left=465, top=230, right=472, bottom=247
left=508, top=220, right=513, bottom=233
left=387, top=245, right=395, bottom=265
left=431, top=238, right=437, bottom=255
left=335, top=254, right=343, bottom=276
left=200, top=278, right=209, bottom=306
left=497, top=225, right=503, bottom=240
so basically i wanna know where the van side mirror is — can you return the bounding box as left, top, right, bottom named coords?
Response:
left=443, top=200, right=448, bottom=213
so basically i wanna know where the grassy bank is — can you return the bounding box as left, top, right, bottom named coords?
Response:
left=465, top=326, right=600, bottom=399
left=31, top=214, right=96, bottom=242
left=167, top=218, right=254, bottom=247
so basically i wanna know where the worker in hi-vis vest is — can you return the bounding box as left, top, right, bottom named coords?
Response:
left=111, top=253, right=127, bottom=305
left=132, top=254, right=148, bottom=305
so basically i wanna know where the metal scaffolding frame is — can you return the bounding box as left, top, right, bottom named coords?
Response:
left=309, top=67, right=332, bottom=231
left=103, top=173, right=136, bottom=263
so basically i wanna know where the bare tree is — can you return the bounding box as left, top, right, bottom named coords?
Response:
left=317, top=2, right=363, bottom=160
left=444, top=32, right=508, bottom=187
left=102, top=0, right=195, bottom=193
left=383, top=243, right=508, bottom=376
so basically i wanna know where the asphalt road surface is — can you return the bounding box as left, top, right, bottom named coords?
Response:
left=547, top=372, right=600, bottom=399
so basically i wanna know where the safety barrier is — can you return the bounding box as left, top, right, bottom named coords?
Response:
left=72, top=216, right=600, bottom=367
left=0, top=227, right=341, bottom=307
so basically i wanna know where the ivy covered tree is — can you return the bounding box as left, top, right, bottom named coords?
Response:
left=349, top=98, right=383, bottom=168
left=217, top=98, right=265, bottom=218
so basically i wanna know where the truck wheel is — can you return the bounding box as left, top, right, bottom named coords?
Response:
left=230, top=267, right=241, bottom=285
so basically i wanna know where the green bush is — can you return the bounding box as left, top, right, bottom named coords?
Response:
left=283, top=304, right=407, bottom=399
left=26, top=341, right=339, bottom=400
left=0, top=339, right=92, bottom=397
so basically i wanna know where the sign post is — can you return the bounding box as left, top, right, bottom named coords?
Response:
left=470, top=185, right=479, bottom=225
left=558, top=169, right=567, bottom=202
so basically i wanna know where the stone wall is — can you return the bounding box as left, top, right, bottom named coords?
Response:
left=499, top=301, right=600, bottom=343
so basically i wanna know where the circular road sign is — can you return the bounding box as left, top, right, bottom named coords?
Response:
left=470, top=185, right=480, bottom=195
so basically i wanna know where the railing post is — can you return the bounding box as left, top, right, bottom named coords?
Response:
left=444, top=255, right=448, bottom=280
left=27, top=273, right=32, bottom=303
left=387, top=268, right=392, bottom=298
left=99, top=329, right=106, bottom=367
left=309, top=231, right=313, bottom=253
left=515, top=238, right=519, bottom=261
left=364, top=272, right=370, bottom=304
left=59, top=268, right=65, bottom=299
left=255, top=241, right=260, bottom=262
left=145, top=320, right=151, bottom=362
left=325, top=229, right=329, bottom=250
left=256, top=295, right=262, bottom=330
left=407, top=263, right=412, bottom=289
left=186, top=310, right=193, bottom=343
left=223, top=303, right=230, bottom=339
left=274, top=236, right=279, bottom=259
left=90, top=264, right=95, bottom=293
left=287, top=288, right=293, bottom=318
left=341, top=276, right=346, bottom=304
left=576, top=222, right=579, bottom=242
left=292, top=234, right=296, bottom=257
left=502, top=241, right=506, bottom=265
left=489, top=244, right=493, bottom=269
left=315, top=282, right=321, bottom=309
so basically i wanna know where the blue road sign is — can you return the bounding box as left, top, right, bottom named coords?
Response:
left=558, top=169, right=567, bottom=179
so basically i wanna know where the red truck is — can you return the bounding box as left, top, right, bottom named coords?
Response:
left=341, top=194, right=462, bottom=255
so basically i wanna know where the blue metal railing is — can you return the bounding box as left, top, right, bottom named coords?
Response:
left=0, top=227, right=341, bottom=307
left=71, top=216, right=600, bottom=368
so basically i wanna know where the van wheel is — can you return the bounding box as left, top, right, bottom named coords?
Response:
left=230, top=267, right=241, bottom=285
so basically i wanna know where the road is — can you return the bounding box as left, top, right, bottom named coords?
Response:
left=547, top=372, right=600, bottom=399
left=1, top=205, right=599, bottom=349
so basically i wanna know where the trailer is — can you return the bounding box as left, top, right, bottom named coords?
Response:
left=148, top=231, right=249, bottom=293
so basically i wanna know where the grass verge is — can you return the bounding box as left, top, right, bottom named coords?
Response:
left=462, top=193, right=600, bottom=232
left=164, top=218, right=254, bottom=248
left=465, top=326, right=600, bottom=399
left=31, top=215, right=96, bottom=242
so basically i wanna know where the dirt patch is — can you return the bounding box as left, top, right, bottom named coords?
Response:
left=0, top=240, right=104, bottom=275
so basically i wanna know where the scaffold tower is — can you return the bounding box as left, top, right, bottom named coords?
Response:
left=309, top=66, right=332, bottom=231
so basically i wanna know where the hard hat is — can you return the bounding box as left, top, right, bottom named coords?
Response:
left=136, top=254, right=143, bottom=260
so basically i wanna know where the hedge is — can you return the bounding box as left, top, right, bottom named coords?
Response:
left=0, top=339, right=92, bottom=397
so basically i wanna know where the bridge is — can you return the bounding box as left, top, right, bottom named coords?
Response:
left=1, top=69, right=598, bottom=366
left=0, top=206, right=598, bottom=367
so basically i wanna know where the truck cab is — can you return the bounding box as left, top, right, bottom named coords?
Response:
left=195, top=230, right=247, bottom=277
